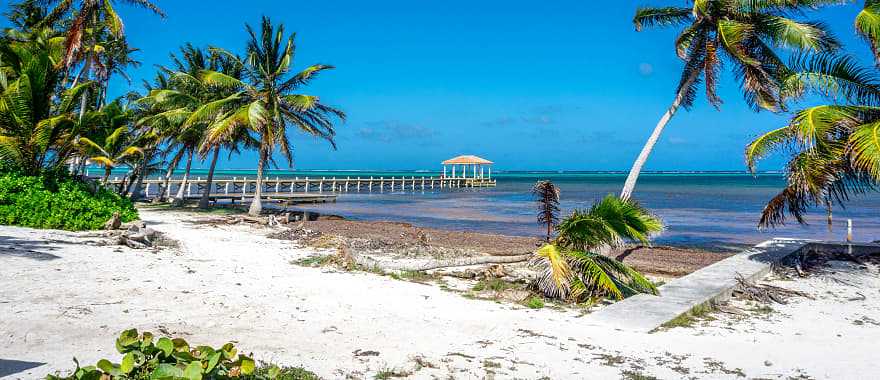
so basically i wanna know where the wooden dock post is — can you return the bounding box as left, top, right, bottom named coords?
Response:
left=357, top=178, right=361, bottom=192
left=390, top=177, right=395, bottom=192
left=369, top=176, right=374, bottom=192
left=319, top=177, right=324, bottom=193
left=224, top=182, right=229, bottom=195
left=304, top=177, right=309, bottom=193
left=421, top=177, right=425, bottom=191
left=345, top=177, right=350, bottom=192
left=275, top=177, right=280, bottom=193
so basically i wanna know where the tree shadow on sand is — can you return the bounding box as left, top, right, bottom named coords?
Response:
left=0, top=358, right=46, bottom=377
left=0, top=236, right=63, bottom=261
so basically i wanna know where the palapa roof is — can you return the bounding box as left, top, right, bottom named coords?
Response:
left=442, top=155, right=493, bottom=165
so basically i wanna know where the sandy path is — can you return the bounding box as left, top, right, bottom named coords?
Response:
left=1, top=208, right=878, bottom=379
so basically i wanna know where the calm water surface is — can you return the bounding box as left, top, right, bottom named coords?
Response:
left=140, top=170, right=880, bottom=250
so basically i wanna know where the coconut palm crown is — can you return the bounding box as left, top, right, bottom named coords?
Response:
left=620, top=0, right=841, bottom=199
left=746, top=1, right=880, bottom=227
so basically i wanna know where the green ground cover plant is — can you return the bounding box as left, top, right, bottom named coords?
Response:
left=47, top=329, right=319, bottom=380
left=0, top=172, right=137, bottom=230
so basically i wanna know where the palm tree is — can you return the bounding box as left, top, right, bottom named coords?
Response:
left=532, top=195, right=663, bottom=301
left=746, top=2, right=880, bottom=228
left=43, top=0, right=164, bottom=69
left=0, top=30, right=88, bottom=175
left=138, top=45, right=224, bottom=206
left=532, top=180, right=561, bottom=242
left=196, top=17, right=345, bottom=216
left=620, top=0, right=840, bottom=199
left=76, top=100, right=143, bottom=184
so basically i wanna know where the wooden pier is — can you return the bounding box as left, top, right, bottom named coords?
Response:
left=107, top=176, right=497, bottom=204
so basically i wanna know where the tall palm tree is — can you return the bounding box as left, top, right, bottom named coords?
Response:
left=746, top=2, right=880, bottom=228
left=532, top=195, right=663, bottom=301
left=620, top=0, right=840, bottom=199
left=196, top=17, right=345, bottom=216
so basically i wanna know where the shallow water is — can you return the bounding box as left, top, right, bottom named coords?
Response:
left=139, top=170, right=880, bottom=250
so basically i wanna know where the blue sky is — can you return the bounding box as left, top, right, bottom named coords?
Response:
left=4, top=1, right=872, bottom=171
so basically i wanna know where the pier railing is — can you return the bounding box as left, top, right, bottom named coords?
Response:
left=106, top=176, right=496, bottom=202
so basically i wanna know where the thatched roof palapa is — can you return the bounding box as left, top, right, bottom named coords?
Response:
left=442, top=155, right=493, bottom=165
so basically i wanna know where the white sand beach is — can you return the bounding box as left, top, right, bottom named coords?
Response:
left=1, top=208, right=878, bottom=379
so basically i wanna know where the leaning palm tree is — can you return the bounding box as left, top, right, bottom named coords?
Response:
left=196, top=17, right=345, bottom=216
left=620, top=0, right=840, bottom=199
left=532, top=195, right=663, bottom=301
left=745, top=1, right=880, bottom=228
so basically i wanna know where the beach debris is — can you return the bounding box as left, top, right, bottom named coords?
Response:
left=353, top=349, right=380, bottom=357
left=83, top=221, right=171, bottom=250
left=732, top=275, right=812, bottom=304
left=103, top=211, right=122, bottom=230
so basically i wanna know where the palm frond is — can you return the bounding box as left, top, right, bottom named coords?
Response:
left=633, top=7, right=692, bottom=31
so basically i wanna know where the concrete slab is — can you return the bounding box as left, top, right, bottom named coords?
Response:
left=587, top=238, right=813, bottom=333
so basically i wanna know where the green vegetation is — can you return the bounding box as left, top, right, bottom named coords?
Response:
left=621, top=0, right=839, bottom=199
left=532, top=194, right=663, bottom=302
left=472, top=278, right=514, bottom=292
left=524, top=296, right=545, bottom=309
left=47, top=329, right=319, bottom=380
left=0, top=0, right=344, bottom=225
left=746, top=2, right=880, bottom=228
left=0, top=172, right=137, bottom=230
left=660, top=302, right=716, bottom=329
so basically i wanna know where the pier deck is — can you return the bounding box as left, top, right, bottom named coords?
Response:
left=106, top=176, right=496, bottom=203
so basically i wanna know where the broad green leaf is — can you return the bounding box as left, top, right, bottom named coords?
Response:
left=182, top=362, right=203, bottom=380
left=156, top=337, right=174, bottom=357
left=240, top=357, right=255, bottom=375
left=121, top=352, right=135, bottom=374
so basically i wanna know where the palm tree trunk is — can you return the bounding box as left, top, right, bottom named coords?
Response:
left=172, top=149, right=195, bottom=206
left=620, top=71, right=699, bottom=200
left=248, top=146, right=268, bottom=216
left=102, top=166, right=112, bottom=185
left=199, top=146, right=221, bottom=209
left=129, top=154, right=149, bottom=201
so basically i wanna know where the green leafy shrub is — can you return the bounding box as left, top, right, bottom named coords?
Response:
left=0, top=173, right=137, bottom=231
left=47, top=329, right=320, bottom=380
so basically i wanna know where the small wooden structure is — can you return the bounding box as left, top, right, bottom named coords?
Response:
left=441, top=155, right=493, bottom=180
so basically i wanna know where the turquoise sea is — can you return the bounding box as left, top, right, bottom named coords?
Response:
left=110, top=169, right=880, bottom=250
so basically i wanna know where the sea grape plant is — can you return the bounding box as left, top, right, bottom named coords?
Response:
left=47, top=329, right=274, bottom=380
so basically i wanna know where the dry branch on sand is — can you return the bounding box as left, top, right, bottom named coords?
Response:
left=733, top=275, right=813, bottom=304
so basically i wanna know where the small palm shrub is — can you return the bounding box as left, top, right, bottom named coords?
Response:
left=0, top=173, right=137, bottom=230
left=47, top=329, right=319, bottom=380
left=532, top=180, right=560, bottom=242
left=531, top=195, right=663, bottom=301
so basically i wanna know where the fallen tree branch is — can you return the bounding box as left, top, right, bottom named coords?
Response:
left=733, top=274, right=813, bottom=304
left=344, top=247, right=531, bottom=272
